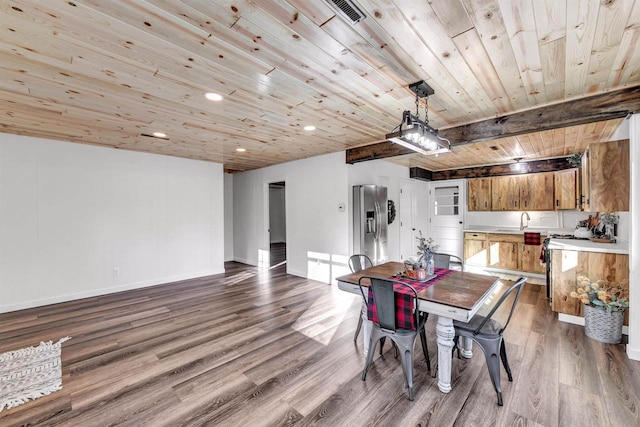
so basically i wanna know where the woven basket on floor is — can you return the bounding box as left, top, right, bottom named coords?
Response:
left=583, top=304, right=624, bottom=344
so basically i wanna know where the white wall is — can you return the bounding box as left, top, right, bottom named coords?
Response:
left=232, top=153, right=431, bottom=284
left=224, top=173, right=234, bottom=261
left=0, top=134, right=225, bottom=313
left=233, top=152, right=350, bottom=283
left=269, top=186, right=286, bottom=243
left=611, top=117, right=630, bottom=140
left=627, top=114, right=639, bottom=360
left=466, top=210, right=562, bottom=229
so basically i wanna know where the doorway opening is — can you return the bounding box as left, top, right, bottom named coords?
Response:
left=268, top=181, right=287, bottom=269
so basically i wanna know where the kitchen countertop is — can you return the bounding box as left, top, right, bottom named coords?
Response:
left=547, top=238, right=629, bottom=254
left=464, top=225, right=573, bottom=235
left=464, top=225, right=629, bottom=254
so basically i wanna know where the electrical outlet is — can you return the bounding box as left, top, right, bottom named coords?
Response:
left=112, top=268, right=120, bottom=276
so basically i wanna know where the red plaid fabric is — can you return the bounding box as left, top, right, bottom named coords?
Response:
left=524, top=232, right=541, bottom=245
left=539, top=237, right=550, bottom=263
left=367, top=268, right=456, bottom=329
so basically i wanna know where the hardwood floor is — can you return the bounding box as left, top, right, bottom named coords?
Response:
left=1, top=262, right=639, bottom=426
left=270, top=242, right=286, bottom=267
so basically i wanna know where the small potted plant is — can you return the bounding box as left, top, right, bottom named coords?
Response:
left=570, top=275, right=629, bottom=343
left=567, top=152, right=583, bottom=167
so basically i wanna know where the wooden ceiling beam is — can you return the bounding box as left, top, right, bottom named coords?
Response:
left=421, top=157, right=574, bottom=181
left=346, top=85, right=640, bottom=164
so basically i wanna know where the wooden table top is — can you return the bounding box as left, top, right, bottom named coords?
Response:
left=336, top=261, right=501, bottom=311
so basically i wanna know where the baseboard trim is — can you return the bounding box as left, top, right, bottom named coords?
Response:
left=0, top=269, right=225, bottom=314
left=286, top=268, right=306, bottom=278
left=559, top=313, right=629, bottom=335
left=558, top=313, right=584, bottom=325
left=627, top=346, right=640, bottom=361
left=233, top=257, right=257, bottom=266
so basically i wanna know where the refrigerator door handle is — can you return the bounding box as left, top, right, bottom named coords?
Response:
left=374, top=201, right=381, bottom=241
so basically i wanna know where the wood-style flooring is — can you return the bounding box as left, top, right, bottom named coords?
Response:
left=270, top=242, right=286, bottom=268
left=1, top=262, right=639, bottom=426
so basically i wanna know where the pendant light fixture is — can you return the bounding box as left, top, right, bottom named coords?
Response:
left=385, top=81, right=452, bottom=156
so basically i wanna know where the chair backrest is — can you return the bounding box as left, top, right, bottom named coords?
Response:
left=432, top=252, right=464, bottom=270
left=474, top=277, right=527, bottom=335
left=357, top=276, right=420, bottom=332
left=432, top=253, right=451, bottom=269
left=348, top=254, right=373, bottom=273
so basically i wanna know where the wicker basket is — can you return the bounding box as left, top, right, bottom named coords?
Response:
left=583, top=304, right=624, bottom=344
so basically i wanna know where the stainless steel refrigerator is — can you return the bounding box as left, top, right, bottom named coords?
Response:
left=353, top=185, right=388, bottom=265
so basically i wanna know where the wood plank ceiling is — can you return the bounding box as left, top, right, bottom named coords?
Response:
left=1, top=0, right=639, bottom=172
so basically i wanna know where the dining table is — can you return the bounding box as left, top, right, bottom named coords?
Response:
left=336, top=261, right=501, bottom=394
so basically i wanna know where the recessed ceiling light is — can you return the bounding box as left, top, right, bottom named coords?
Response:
left=304, top=125, right=316, bottom=131
left=236, top=147, right=246, bottom=152
left=204, top=92, right=223, bottom=101
left=152, top=132, right=167, bottom=138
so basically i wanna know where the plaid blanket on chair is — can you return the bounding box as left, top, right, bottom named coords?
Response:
left=367, top=268, right=456, bottom=329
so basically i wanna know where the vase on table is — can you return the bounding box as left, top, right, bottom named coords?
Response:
left=420, top=251, right=434, bottom=276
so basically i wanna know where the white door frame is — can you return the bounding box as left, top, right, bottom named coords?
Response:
left=263, top=179, right=287, bottom=269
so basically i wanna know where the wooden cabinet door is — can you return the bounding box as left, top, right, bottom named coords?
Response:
left=491, top=176, right=520, bottom=211
left=463, top=233, right=487, bottom=266
left=521, top=172, right=554, bottom=211
left=589, top=139, right=629, bottom=212
left=520, top=243, right=545, bottom=274
left=487, top=234, right=519, bottom=270
left=551, top=250, right=629, bottom=325
left=551, top=250, right=583, bottom=315
left=468, top=178, right=491, bottom=211
left=554, top=169, right=578, bottom=210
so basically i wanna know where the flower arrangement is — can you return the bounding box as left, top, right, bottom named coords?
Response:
left=599, top=212, right=619, bottom=226
left=570, top=275, right=629, bottom=313
left=595, top=212, right=619, bottom=238
left=403, top=231, right=439, bottom=278
left=416, top=231, right=438, bottom=258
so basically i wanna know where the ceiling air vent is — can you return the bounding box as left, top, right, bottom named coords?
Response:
left=324, top=0, right=366, bottom=25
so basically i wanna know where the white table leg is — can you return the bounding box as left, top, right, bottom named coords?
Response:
left=460, top=337, right=473, bottom=359
left=436, top=315, right=455, bottom=393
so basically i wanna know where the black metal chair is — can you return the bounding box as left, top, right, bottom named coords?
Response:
left=452, top=277, right=527, bottom=406
left=348, top=254, right=373, bottom=342
left=358, top=276, right=430, bottom=400
left=433, top=252, right=464, bottom=270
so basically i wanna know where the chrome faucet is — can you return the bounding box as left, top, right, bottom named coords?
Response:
left=520, top=212, right=530, bottom=230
